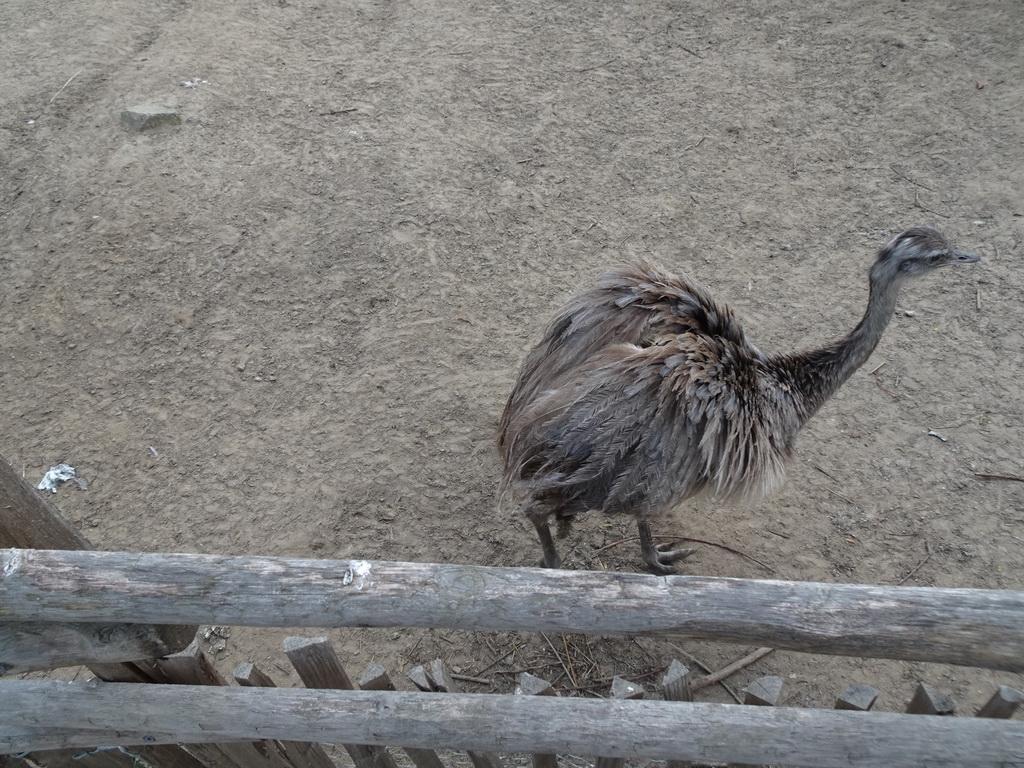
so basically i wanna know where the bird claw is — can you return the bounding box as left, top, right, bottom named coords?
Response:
left=644, top=543, right=695, bottom=575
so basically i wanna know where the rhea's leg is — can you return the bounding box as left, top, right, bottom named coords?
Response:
left=526, top=503, right=560, bottom=569
left=637, top=518, right=694, bottom=575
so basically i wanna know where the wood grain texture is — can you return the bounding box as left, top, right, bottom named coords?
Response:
left=359, top=662, right=447, bottom=768
left=284, top=636, right=400, bottom=768
left=975, top=685, right=1024, bottom=719
left=3, top=681, right=1024, bottom=768
left=0, top=460, right=194, bottom=675
left=0, top=621, right=193, bottom=675
left=0, top=460, right=92, bottom=550
left=4, top=549, right=1023, bottom=671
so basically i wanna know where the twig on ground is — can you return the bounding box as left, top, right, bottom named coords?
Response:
left=541, top=632, right=577, bottom=690
left=683, top=135, right=706, bottom=151
left=691, top=647, right=776, bottom=692
left=474, top=641, right=525, bottom=676
left=50, top=69, right=83, bottom=103
left=765, top=528, right=790, bottom=539
left=575, top=57, right=619, bottom=73
left=825, top=487, right=855, bottom=505
left=555, top=664, right=670, bottom=695
left=494, top=662, right=563, bottom=676
left=889, top=165, right=934, bottom=190
left=873, top=378, right=899, bottom=398
left=868, top=361, right=887, bottom=375
left=595, top=535, right=775, bottom=573
left=897, top=540, right=931, bottom=585
left=974, top=472, right=1024, bottom=483
left=664, top=642, right=742, bottom=703
left=913, top=186, right=951, bottom=218
left=813, top=464, right=840, bottom=482
left=451, top=673, right=492, bottom=686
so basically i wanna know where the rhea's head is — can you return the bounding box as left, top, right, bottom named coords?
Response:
left=870, top=226, right=980, bottom=283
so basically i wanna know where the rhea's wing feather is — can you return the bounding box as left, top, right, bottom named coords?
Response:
left=502, top=343, right=701, bottom=514
left=498, top=261, right=763, bottom=467
left=502, top=335, right=795, bottom=516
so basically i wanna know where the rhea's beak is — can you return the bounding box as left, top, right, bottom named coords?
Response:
left=950, top=249, right=981, bottom=264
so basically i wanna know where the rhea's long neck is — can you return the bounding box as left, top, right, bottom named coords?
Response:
left=773, top=271, right=904, bottom=424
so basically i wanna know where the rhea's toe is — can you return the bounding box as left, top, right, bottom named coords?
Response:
left=656, top=542, right=696, bottom=562
left=642, top=545, right=694, bottom=575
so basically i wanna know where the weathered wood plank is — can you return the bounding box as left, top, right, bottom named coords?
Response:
left=0, top=459, right=93, bottom=550
left=407, top=664, right=433, bottom=692
left=0, top=620, right=195, bottom=675
left=284, top=636, right=400, bottom=768
left=906, top=683, right=957, bottom=716
left=0, top=463, right=196, bottom=766
left=359, top=662, right=447, bottom=768
left=7, top=735, right=208, bottom=768
left=660, top=661, right=713, bottom=768
left=835, top=684, right=880, bottom=712
left=155, top=640, right=294, bottom=768
left=234, top=661, right=337, bottom=768
left=408, top=659, right=502, bottom=768
left=516, top=672, right=558, bottom=768
left=0, top=460, right=194, bottom=675
left=661, top=660, right=693, bottom=704
left=5, top=681, right=1024, bottom=768
left=596, top=678, right=645, bottom=768
left=3, top=549, right=1023, bottom=671
left=744, top=676, right=783, bottom=706
left=975, top=685, right=1024, bottom=719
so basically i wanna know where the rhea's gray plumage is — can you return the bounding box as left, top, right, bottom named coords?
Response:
left=498, top=227, right=979, bottom=574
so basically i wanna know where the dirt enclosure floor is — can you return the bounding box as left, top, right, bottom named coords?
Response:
left=2, top=0, right=1023, bottom=737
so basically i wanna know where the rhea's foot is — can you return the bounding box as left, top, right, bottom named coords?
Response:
left=642, top=541, right=695, bottom=575
left=637, top=518, right=693, bottom=575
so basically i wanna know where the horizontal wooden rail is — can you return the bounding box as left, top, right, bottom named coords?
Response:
left=3, top=681, right=1024, bottom=767
left=2, top=549, right=1023, bottom=671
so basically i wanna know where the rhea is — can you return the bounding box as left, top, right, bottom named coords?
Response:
left=498, top=227, right=979, bottom=574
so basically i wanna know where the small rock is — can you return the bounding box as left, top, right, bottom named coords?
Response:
left=120, top=104, right=181, bottom=133
left=904, top=310, right=916, bottom=317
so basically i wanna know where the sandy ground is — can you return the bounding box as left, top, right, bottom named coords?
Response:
left=2, top=0, right=1023, bottom=734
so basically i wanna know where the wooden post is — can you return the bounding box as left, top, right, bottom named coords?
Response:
left=407, top=663, right=433, bottom=692
left=595, top=678, right=645, bottom=768
left=407, top=659, right=502, bottom=768
left=234, top=661, right=337, bottom=768
left=0, top=459, right=196, bottom=768
left=661, top=660, right=693, bottom=703
left=6, top=680, right=1024, bottom=768
left=906, top=683, right=957, bottom=716
left=284, top=637, right=400, bottom=768
left=0, top=457, right=93, bottom=550
left=975, top=685, right=1024, bottom=719
left=4, top=550, right=1023, bottom=672
left=744, top=676, right=783, bottom=706
left=358, top=662, right=446, bottom=768
left=0, top=459, right=195, bottom=675
left=661, top=661, right=715, bottom=768
left=516, top=672, right=558, bottom=768
left=834, top=685, right=879, bottom=712
left=155, top=641, right=293, bottom=768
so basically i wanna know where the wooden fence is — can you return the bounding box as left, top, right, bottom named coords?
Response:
left=3, top=548, right=1024, bottom=768
left=4, top=634, right=1024, bottom=768
left=2, top=459, right=1023, bottom=768
left=4, top=548, right=1024, bottom=673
